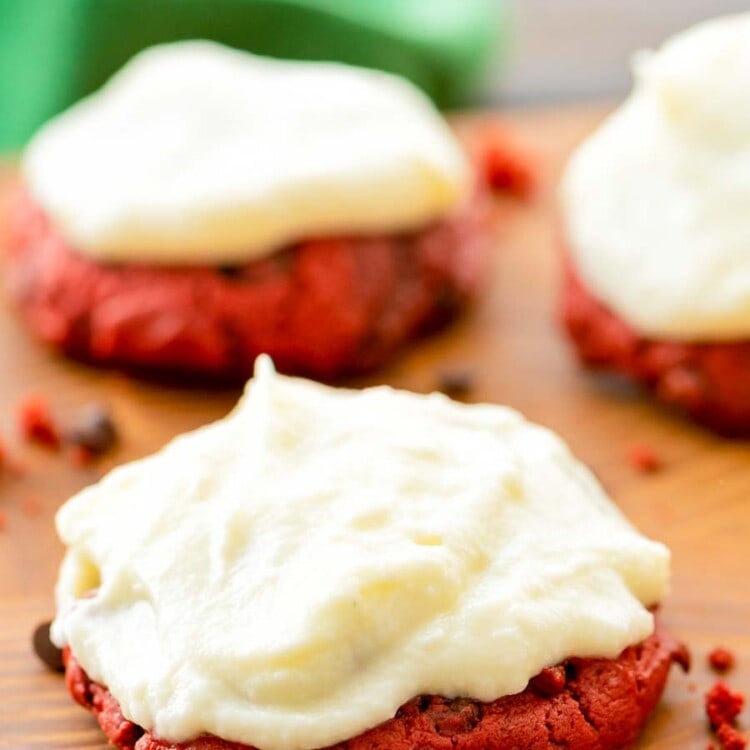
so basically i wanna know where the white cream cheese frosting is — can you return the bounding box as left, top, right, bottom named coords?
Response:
left=23, top=42, right=471, bottom=265
left=53, top=356, right=669, bottom=750
left=562, top=13, right=750, bottom=340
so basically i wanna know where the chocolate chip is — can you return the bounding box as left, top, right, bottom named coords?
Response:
left=66, top=405, right=118, bottom=455
left=32, top=621, right=64, bottom=672
left=217, top=265, right=243, bottom=279
left=437, top=368, right=475, bottom=398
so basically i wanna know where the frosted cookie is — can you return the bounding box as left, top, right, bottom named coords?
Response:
left=8, top=42, right=493, bottom=379
left=561, top=14, right=750, bottom=433
left=52, top=356, right=687, bottom=750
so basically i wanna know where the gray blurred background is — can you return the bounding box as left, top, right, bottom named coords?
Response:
left=496, top=0, right=749, bottom=103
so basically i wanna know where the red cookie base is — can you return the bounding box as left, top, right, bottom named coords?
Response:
left=5, top=192, right=489, bottom=381
left=63, top=621, right=688, bottom=750
left=561, top=264, right=750, bottom=435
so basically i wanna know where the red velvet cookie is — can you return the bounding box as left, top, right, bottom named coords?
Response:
left=561, top=263, right=750, bottom=435
left=4, top=190, right=489, bottom=381
left=63, top=620, right=688, bottom=750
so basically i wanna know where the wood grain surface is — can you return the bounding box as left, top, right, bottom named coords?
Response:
left=1, top=106, right=748, bottom=749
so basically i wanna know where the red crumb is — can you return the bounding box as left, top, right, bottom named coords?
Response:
left=529, top=665, right=566, bottom=696
left=0, top=437, right=5, bottom=469
left=627, top=443, right=662, bottom=473
left=717, top=724, right=748, bottom=750
left=21, top=495, right=41, bottom=517
left=706, top=682, right=745, bottom=728
left=0, top=511, right=6, bottom=531
left=69, top=444, right=95, bottom=468
left=710, top=648, right=737, bottom=674
left=471, top=128, right=536, bottom=200
left=17, top=395, right=60, bottom=448
left=483, top=144, right=535, bottom=198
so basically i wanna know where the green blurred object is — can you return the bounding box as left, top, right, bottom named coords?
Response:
left=0, top=0, right=512, bottom=152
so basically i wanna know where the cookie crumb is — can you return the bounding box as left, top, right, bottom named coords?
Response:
left=17, top=395, right=60, bottom=448
left=627, top=443, right=662, bottom=473
left=710, top=647, right=737, bottom=674
left=717, top=724, right=747, bottom=750
left=437, top=368, right=475, bottom=399
left=529, top=665, right=566, bottom=697
left=706, top=682, right=745, bottom=728
left=475, top=128, right=536, bottom=199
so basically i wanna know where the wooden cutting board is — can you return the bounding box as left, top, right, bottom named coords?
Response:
left=1, top=106, right=748, bottom=749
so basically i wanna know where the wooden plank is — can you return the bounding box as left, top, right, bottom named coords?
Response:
left=0, top=106, right=748, bottom=748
